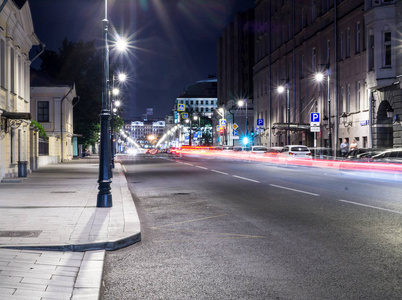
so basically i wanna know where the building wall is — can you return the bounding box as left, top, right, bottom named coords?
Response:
left=253, top=0, right=381, bottom=150
left=0, top=1, right=40, bottom=181
left=30, top=85, right=76, bottom=164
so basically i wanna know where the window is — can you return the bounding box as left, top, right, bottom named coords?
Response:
left=340, top=86, right=344, bottom=113
left=369, top=34, right=375, bottom=70
left=346, top=28, right=350, bottom=58
left=300, top=54, right=305, bottom=78
left=356, top=23, right=360, bottom=53
left=0, top=39, right=4, bottom=88
left=312, top=48, right=316, bottom=71
left=327, top=40, right=330, bottom=65
left=301, top=9, right=306, bottom=29
left=10, top=47, right=14, bottom=93
left=37, top=101, right=50, bottom=122
left=346, top=84, right=350, bottom=113
left=384, top=31, right=391, bottom=67
left=312, top=0, right=316, bottom=22
left=356, top=81, right=361, bottom=111
left=340, top=32, right=344, bottom=61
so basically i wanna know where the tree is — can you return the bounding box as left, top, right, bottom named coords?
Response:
left=40, top=39, right=103, bottom=147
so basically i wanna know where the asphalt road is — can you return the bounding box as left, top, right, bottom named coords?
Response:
left=101, top=153, right=402, bottom=300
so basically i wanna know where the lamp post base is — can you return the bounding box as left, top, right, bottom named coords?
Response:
left=97, top=184, right=112, bottom=207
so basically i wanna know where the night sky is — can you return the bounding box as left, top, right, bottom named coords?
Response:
left=29, top=0, right=254, bottom=120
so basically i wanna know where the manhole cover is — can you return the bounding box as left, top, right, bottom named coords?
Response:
left=0, top=230, right=42, bottom=237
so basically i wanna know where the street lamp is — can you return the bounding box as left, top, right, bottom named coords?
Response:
left=315, top=70, right=332, bottom=154
left=98, top=0, right=112, bottom=207
left=98, top=0, right=128, bottom=207
left=277, top=84, right=290, bottom=145
left=237, top=99, right=248, bottom=136
left=110, top=72, right=126, bottom=167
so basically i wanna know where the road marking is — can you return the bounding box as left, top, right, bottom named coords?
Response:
left=151, top=228, right=266, bottom=239
left=269, top=184, right=319, bottom=196
left=339, top=200, right=402, bottom=215
left=232, top=175, right=260, bottom=183
left=195, top=166, right=208, bottom=170
left=150, top=214, right=227, bottom=229
left=121, top=165, right=127, bottom=173
left=183, top=163, right=194, bottom=166
left=211, top=169, right=228, bottom=175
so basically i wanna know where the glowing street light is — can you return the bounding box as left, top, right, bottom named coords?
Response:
left=277, top=84, right=290, bottom=145
left=314, top=69, right=332, bottom=155
left=115, top=37, right=128, bottom=52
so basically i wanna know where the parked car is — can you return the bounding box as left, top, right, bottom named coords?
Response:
left=233, top=146, right=250, bottom=152
left=370, top=148, right=402, bottom=164
left=250, top=146, right=268, bottom=154
left=263, top=147, right=283, bottom=156
left=222, top=146, right=234, bottom=151
left=344, top=148, right=385, bottom=161
left=280, top=145, right=312, bottom=158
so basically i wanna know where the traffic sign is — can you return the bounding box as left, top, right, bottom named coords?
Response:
left=257, top=119, right=264, bottom=126
left=310, top=126, right=320, bottom=132
left=310, top=112, right=320, bottom=126
left=220, top=119, right=227, bottom=127
left=233, top=129, right=238, bottom=136
left=233, top=123, right=239, bottom=130
left=182, top=112, right=188, bottom=119
left=177, top=103, right=185, bottom=111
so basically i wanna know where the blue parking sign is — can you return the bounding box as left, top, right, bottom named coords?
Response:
left=257, top=119, right=264, bottom=126
left=310, top=112, right=320, bottom=123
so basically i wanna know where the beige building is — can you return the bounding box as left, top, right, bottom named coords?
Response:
left=0, top=0, right=41, bottom=180
left=253, top=0, right=402, bottom=152
left=30, top=69, right=76, bottom=165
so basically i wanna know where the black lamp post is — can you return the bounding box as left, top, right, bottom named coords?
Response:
left=97, top=0, right=112, bottom=207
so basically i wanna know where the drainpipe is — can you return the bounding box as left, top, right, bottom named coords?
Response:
left=60, top=86, right=74, bottom=162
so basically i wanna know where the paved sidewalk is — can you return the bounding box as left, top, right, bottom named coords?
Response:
left=0, top=156, right=141, bottom=299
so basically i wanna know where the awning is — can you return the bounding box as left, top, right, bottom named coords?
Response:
left=272, top=123, right=310, bottom=131
left=2, top=112, right=31, bottom=119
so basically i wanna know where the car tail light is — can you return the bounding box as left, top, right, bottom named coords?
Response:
left=307, top=152, right=312, bottom=156
left=289, top=152, right=295, bottom=155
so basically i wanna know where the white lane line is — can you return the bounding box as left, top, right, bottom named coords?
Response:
left=339, top=199, right=402, bottom=215
left=195, top=166, right=208, bottom=170
left=232, top=175, right=260, bottom=183
left=211, top=169, right=228, bottom=175
left=183, top=163, right=194, bottom=166
left=269, top=184, right=319, bottom=196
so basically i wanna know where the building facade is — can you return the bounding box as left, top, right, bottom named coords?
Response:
left=128, top=119, right=165, bottom=147
left=0, top=0, right=41, bottom=180
left=30, top=69, right=76, bottom=166
left=176, top=77, right=218, bottom=119
left=217, top=9, right=255, bottom=146
left=252, top=0, right=402, bottom=151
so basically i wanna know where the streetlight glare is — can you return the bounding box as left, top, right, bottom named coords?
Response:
left=315, top=72, right=324, bottom=82
left=238, top=100, right=244, bottom=107
left=114, top=100, right=121, bottom=107
left=113, top=88, right=119, bottom=95
left=277, top=85, right=285, bottom=93
left=118, top=73, right=127, bottom=82
left=115, top=37, right=128, bottom=52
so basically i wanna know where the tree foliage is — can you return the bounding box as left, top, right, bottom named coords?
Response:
left=40, top=39, right=103, bottom=147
